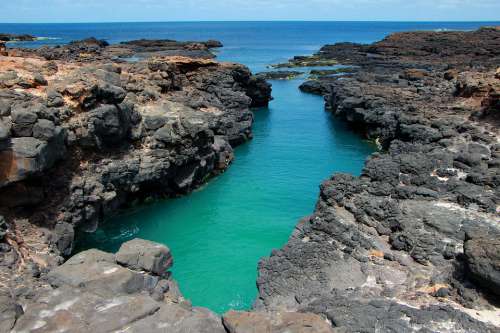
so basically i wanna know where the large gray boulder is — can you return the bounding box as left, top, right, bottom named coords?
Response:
left=116, top=238, right=173, bottom=276
left=464, top=235, right=500, bottom=296
left=10, top=105, right=38, bottom=137
left=13, top=241, right=227, bottom=333
left=47, top=249, right=152, bottom=297
left=125, top=303, right=225, bottom=333
left=0, top=134, right=65, bottom=187
left=11, top=287, right=161, bottom=333
left=88, top=104, right=131, bottom=147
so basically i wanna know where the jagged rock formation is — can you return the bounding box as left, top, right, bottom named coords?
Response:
left=0, top=37, right=271, bottom=331
left=257, top=28, right=500, bottom=332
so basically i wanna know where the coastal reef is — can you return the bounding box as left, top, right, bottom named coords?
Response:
left=257, top=27, right=500, bottom=332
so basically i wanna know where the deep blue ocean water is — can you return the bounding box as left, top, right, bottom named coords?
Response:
left=2, top=21, right=497, bottom=313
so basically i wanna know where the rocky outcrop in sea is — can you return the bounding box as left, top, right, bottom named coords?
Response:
left=256, top=27, right=500, bottom=332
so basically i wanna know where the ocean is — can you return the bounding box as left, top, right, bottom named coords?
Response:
left=2, top=21, right=497, bottom=313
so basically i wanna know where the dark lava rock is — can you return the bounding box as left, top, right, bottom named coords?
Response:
left=256, top=27, right=500, bottom=332
left=465, top=235, right=500, bottom=296
left=69, top=37, right=109, bottom=48
left=256, top=71, right=303, bottom=80
left=0, top=33, right=36, bottom=42
left=299, top=80, right=331, bottom=95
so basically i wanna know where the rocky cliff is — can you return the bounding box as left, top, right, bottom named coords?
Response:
left=2, top=28, right=500, bottom=333
left=256, top=27, right=500, bottom=332
left=0, top=37, right=272, bottom=332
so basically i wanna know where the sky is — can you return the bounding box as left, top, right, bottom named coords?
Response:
left=0, top=0, right=499, bottom=23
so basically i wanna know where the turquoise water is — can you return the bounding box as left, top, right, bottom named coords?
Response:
left=6, top=21, right=496, bottom=313
left=75, top=79, right=374, bottom=312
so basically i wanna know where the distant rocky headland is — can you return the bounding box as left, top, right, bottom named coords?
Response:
left=1, top=27, right=499, bottom=332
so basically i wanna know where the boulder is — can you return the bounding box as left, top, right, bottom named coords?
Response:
left=222, top=311, right=334, bottom=333
left=125, top=303, right=226, bottom=333
left=46, top=90, right=65, bottom=107
left=47, top=250, right=151, bottom=297
left=12, top=287, right=160, bottom=333
left=32, top=119, right=56, bottom=141
left=464, top=236, right=500, bottom=296
left=0, top=136, right=65, bottom=187
left=116, top=238, right=173, bottom=276
left=98, top=83, right=127, bottom=104
left=10, top=104, right=38, bottom=137
left=88, top=104, right=131, bottom=146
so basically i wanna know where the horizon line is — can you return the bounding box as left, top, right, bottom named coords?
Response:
left=1, top=19, right=500, bottom=25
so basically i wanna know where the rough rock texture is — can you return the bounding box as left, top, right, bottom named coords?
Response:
left=465, top=235, right=500, bottom=296
left=116, top=238, right=173, bottom=276
left=257, top=28, right=500, bottom=332
left=0, top=37, right=271, bottom=328
left=11, top=239, right=227, bottom=333
left=256, top=71, right=304, bottom=80
left=8, top=239, right=319, bottom=333
left=223, top=311, right=334, bottom=333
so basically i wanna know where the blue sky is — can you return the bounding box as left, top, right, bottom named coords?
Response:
left=1, top=0, right=499, bottom=23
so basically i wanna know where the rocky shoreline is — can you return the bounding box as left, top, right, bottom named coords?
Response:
left=0, top=37, right=275, bottom=332
left=256, top=27, right=500, bottom=332
left=1, top=27, right=499, bottom=332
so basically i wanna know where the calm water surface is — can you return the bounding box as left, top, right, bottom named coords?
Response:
left=2, top=21, right=496, bottom=313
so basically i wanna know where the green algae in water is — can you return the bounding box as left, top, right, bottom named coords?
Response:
left=75, top=79, right=375, bottom=314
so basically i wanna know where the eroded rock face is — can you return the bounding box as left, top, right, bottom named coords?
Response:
left=257, top=28, right=500, bottom=332
left=0, top=38, right=271, bottom=320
